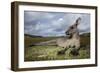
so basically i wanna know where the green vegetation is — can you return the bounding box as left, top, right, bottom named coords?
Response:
left=25, top=46, right=90, bottom=61
left=24, top=33, right=90, bottom=61
left=24, top=35, right=58, bottom=48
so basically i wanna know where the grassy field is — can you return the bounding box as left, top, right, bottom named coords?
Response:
left=24, top=33, right=90, bottom=61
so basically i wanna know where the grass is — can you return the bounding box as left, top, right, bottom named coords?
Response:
left=25, top=45, right=90, bottom=61
left=24, top=33, right=90, bottom=61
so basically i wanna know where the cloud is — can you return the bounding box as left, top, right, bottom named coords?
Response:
left=24, top=11, right=90, bottom=37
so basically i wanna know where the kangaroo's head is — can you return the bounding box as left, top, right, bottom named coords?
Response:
left=65, top=17, right=81, bottom=37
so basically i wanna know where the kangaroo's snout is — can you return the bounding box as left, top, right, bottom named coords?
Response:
left=65, top=31, right=69, bottom=35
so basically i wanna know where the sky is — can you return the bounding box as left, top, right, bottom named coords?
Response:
left=24, top=11, right=90, bottom=37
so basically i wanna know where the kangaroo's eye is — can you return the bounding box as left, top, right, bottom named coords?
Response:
left=71, top=27, right=74, bottom=29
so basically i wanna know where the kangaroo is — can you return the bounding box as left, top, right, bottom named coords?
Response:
left=56, top=17, right=81, bottom=49
left=32, top=17, right=81, bottom=49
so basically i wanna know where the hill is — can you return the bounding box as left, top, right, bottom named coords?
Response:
left=25, top=34, right=43, bottom=38
left=24, top=33, right=90, bottom=48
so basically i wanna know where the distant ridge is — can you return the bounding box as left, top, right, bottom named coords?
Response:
left=80, top=33, right=90, bottom=37
left=25, top=33, right=90, bottom=38
left=24, top=34, right=43, bottom=38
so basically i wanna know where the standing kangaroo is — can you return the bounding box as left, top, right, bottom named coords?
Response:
left=33, top=17, right=81, bottom=49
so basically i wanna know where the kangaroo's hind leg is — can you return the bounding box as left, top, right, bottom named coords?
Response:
left=69, top=46, right=80, bottom=56
left=57, top=47, right=68, bottom=55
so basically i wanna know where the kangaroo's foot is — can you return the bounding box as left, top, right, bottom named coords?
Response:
left=57, top=48, right=68, bottom=55
left=57, top=50, right=65, bottom=55
left=70, top=49, right=79, bottom=56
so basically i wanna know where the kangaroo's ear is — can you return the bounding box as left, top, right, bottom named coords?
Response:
left=75, top=17, right=81, bottom=26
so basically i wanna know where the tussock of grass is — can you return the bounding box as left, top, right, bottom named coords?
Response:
left=24, top=45, right=90, bottom=61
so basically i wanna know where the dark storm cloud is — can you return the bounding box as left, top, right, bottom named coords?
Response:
left=24, top=11, right=90, bottom=37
